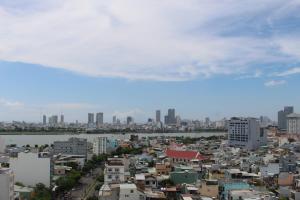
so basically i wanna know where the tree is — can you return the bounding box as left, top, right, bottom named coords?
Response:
left=32, top=183, right=51, bottom=200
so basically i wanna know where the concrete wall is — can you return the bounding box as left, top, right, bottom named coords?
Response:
left=10, top=152, right=50, bottom=187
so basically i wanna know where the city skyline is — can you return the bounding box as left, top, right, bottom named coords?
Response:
left=1, top=1, right=300, bottom=122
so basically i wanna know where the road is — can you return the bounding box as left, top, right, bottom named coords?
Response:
left=70, top=167, right=102, bottom=200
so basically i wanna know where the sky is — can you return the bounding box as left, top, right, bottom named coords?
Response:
left=0, top=0, right=300, bottom=122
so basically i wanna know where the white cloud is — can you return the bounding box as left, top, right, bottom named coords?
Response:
left=0, top=0, right=300, bottom=81
left=264, top=80, right=286, bottom=87
left=0, top=98, right=24, bottom=108
left=275, top=67, right=300, bottom=77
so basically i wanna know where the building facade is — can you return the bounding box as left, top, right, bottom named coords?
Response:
left=287, top=113, right=300, bottom=134
left=93, top=137, right=108, bottom=155
left=104, top=157, right=125, bottom=184
left=53, top=137, right=87, bottom=157
left=156, top=110, right=161, bottom=123
left=278, top=106, right=294, bottom=130
left=10, top=152, right=50, bottom=187
left=228, top=117, right=267, bottom=150
left=0, top=167, right=14, bottom=200
left=96, top=112, right=104, bottom=127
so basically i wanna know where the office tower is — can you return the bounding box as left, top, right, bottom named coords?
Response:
left=113, top=116, right=117, bottom=124
left=228, top=117, right=267, bottom=150
left=0, top=167, right=14, bottom=200
left=205, top=117, right=210, bottom=127
left=116, top=119, right=121, bottom=125
left=127, top=116, right=133, bottom=125
left=278, top=106, right=294, bottom=130
left=164, top=115, right=169, bottom=125
left=96, top=112, right=104, bottom=127
left=156, top=110, right=161, bottom=122
left=60, top=114, right=64, bottom=124
left=168, top=109, right=176, bottom=124
left=43, top=115, right=47, bottom=125
left=165, top=108, right=176, bottom=125
left=287, top=113, right=300, bottom=134
left=88, top=113, right=95, bottom=124
left=49, top=115, right=58, bottom=126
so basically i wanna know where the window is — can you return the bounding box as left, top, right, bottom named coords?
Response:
left=130, top=190, right=134, bottom=193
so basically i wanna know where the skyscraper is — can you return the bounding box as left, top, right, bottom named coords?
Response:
left=127, top=116, right=133, bottom=125
left=43, top=115, right=47, bottom=125
left=278, top=106, right=294, bottom=130
left=113, top=116, right=117, bottom=124
left=96, top=112, right=104, bottom=127
left=60, top=114, right=64, bottom=124
left=88, top=113, right=95, bottom=124
left=156, top=110, right=161, bottom=122
left=165, top=108, right=176, bottom=124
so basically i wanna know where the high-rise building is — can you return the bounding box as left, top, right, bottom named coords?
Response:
left=88, top=113, right=95, bottom=124
left=42, top=115, right=47, bottom=125
left=205, top=117, right=210, bottom=127
left=113, top=116, right=117, bottom=124
left=165, top=108, right=176, bottom=125
left=287, top=113, right=300, bottom=134
left=93, top=137, right=108, bottom=155
left=0, top=167, right=14, bottom=200
left=60, top=114, right=64, bottom=124
left=127, top=116, right=133, bottom=125
left=156, top=110, right=161, bottom=122
left=278, top=106, right=294, bottom=130
left=49, top=115, right=58, bottom=126
left=228, top=117, right=267, bottom=150
left=96, top=112, right=104, bottom=127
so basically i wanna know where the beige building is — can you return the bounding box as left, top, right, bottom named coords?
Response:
left=287, top=113, right=300, bottom=134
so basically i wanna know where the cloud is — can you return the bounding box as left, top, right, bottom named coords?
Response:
left=0, top=98, right=24, bottom=108
left=274, top=67, right=300, bottom=77
left=112, top=108, right=145, bottom=120
left=0, top=0, right=300, bottom=81
left=264, top=80, right=286, bottom=87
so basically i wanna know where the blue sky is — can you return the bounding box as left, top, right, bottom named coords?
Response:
left=0, top=0, right=300, bottom=122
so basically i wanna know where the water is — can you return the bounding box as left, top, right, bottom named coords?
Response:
left=0, top=132, right=226, bottom=146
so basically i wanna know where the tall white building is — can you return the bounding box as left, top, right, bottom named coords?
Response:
left=228, top=117, right=267, bottom=150
left=287, top=113, right=300, bottom=134
left=93, top=137, right=107, bottom=155
left=0, top=167, right=14, bottom=200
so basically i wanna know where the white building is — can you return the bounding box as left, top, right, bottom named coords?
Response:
left=10, top=152, right=50, bottom=187
left=104, top=157, right=125, bottom=184
left=119, top=184, right=144, bottom=200
left=228, top=117, right=267, bottom=150
left=287, top=113, right=300, bottom=134
left=93, top=137, right=107, bottom=155
left=0, top=167, right=14, bottom=200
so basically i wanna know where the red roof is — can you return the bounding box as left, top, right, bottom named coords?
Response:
left=165, top=149, right=205, bottom=160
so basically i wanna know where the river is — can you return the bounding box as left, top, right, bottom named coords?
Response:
left=0, top=132, right=226, bottom=146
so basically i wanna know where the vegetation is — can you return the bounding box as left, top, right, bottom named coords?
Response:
left=15, top=182, right=25, bottom=187
left=82, top=154, right=107, bottom=174
left=31, top=183, right=51, bottom=200
left=160, top=179, right=175, bottom=187
left=86, top=196, right=98, bottom=200
left=112, top=147, right=143, bottom=156
left=55, top=170, right=81, bottom=191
